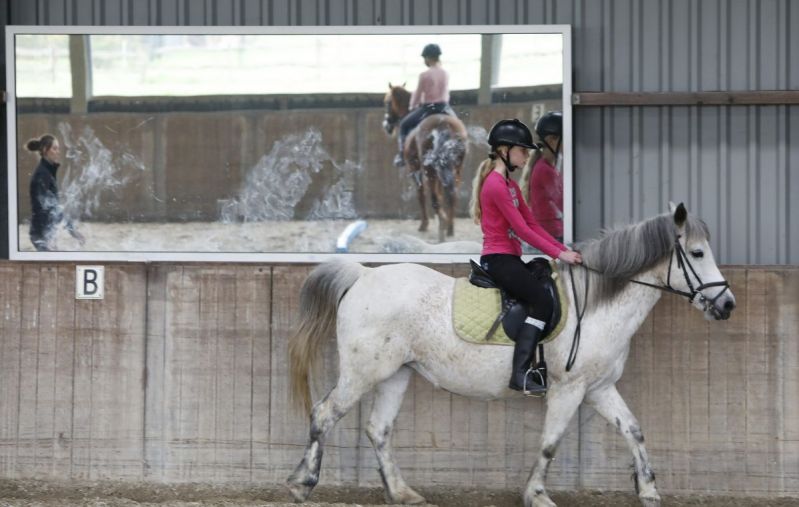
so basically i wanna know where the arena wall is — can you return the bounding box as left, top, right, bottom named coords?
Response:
left=0, top=262, right=796, bottom=497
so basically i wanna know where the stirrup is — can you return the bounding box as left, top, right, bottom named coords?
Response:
left=522, top=366, right=547, bottom=397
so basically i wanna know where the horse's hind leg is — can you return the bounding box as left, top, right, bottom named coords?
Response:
left=412, top=168, right=429, bottom=232
left=427, top=177, right=447, bottom=243
left=586, top=385, right=661, bottom=507
left=286, top=378, right=370, bottom=502
left=443, top=179, right=456, bottom=237
left=366, top=366, right=425, bottom=505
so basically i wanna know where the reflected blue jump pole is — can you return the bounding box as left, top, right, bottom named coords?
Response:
left=336, top=220, right=368, bottom=253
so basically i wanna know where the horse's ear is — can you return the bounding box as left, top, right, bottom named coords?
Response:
left=388, top=82, right=392, bottom=89
left=402, top=81, right=406, bottom=88
left=668, top=201, right=677, bottom=213
left=673, top=202, right=687, bottom=227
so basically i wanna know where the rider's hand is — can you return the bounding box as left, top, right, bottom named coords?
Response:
left=558, top=250, right=582, bottom=265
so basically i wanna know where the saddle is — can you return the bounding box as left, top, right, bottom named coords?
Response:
left=467, top=258, right=563, bottom=343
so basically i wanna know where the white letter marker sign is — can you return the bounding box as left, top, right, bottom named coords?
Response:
left=76, top=266, right=105, bottom=300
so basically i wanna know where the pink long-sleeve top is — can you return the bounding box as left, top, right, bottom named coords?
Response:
left=480, top=170, right=567, bottom=259
left=409, top=65, right=450, bottom=109
left=528, top=157, right=564, bottom=238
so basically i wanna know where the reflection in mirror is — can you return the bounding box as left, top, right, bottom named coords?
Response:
left=13, top=31, right=566, bottom=256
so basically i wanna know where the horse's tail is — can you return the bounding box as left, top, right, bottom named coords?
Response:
left=289, top=260, right=365, bottom=415
left=424, top=119, right=467, bottom=189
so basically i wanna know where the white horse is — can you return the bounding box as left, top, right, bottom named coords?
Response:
left=286, top=203, right=735, bottom=507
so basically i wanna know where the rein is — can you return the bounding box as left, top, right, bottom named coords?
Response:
left=562, top=235, right=731, bottom=371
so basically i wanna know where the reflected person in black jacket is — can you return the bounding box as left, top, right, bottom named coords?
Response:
left=26, top=134, right=85, bottom=251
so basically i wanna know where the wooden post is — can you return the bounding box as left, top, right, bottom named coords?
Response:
left=69, top=35, right=91, bottom=114
left=478, top=34, right=501, bottom=106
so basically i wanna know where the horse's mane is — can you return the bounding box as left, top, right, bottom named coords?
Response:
left=566, top=212, right=710, bottom=308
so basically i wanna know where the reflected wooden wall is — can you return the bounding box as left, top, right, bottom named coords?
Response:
left=14, top=101, right=559, bottom=224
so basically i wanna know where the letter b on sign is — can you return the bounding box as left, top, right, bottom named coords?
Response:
left=76, top=266, right=104, bottom=300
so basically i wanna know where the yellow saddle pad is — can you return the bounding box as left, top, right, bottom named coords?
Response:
left=452, top=264, right=569, bottom=346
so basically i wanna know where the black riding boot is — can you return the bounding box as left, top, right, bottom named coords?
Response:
left=509, top=323, right=547, bottom=395
left=394, top=136, right=406, bottom=167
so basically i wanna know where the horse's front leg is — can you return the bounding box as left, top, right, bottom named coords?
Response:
left=525, top=383, right=586, bottom=507
left=586, top=385, right=661, bottom=507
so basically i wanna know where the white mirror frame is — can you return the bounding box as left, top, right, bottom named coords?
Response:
left=6, top=24, right=572, bottom=263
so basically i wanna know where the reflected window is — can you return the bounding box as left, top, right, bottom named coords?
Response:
left=15, top=35, right=72, bottom=98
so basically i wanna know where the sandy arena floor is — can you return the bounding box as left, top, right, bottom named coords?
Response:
left=17, top=218, right=484, bottom=254
left=0, top=480, right=797, bottom=507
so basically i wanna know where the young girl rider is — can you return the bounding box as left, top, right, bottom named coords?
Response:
left=469, top=119, right=581, bottom=395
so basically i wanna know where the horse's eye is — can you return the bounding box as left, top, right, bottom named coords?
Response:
left=691, top=250, right=704, bottom=259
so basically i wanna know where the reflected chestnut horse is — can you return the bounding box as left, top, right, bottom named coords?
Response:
left=383, top=83, right=468, bottom=241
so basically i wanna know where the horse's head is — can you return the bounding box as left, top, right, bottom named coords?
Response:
left=382, top=82, right=410, bottom=136
left=663, top=202, right=736, bottom=320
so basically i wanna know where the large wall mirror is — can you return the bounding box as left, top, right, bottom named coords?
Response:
left=6, top=25, right=571, bottom=262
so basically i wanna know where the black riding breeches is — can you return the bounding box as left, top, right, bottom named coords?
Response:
left=398, top=102, right=453, bottom=150
left=480, top=253, right=553, bottom=322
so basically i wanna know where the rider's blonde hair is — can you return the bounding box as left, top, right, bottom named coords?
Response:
left=468, top=156, right=497, bottom=224
left=471, top=143, right=529, bottom=223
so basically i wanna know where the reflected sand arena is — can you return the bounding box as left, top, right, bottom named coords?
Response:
left=19, top=218, right=483, bottom=254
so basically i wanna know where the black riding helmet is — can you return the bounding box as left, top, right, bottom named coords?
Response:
left=487, top=119, right=536, bottom=150
left=534, top=111, right=562, bottom=154
left=421, top=43, right=442, bottom=58
left=487, top=119, right=535, bottom=172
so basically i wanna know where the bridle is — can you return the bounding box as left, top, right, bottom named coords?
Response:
left=383, top=90, right=405, bottom=134
left=623, top=234, right=731, bottom=311
left=564, top=234, right=731, bottom=371
left=384, top=99, right=399, bottom=131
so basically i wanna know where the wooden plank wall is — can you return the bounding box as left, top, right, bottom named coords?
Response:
left=0, top=263, right=796, bottom=497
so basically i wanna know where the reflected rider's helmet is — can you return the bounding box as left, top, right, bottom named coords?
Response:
left=421, top=43, right=442, bottom=58
left=487, top=119, right=536, bottom=151
left=534, top=111, right=563, bottom=140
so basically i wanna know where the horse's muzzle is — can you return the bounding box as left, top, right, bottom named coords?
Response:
left=382, top=115, right=395, bottom=135
left=708, top=296, right=736, bottom=320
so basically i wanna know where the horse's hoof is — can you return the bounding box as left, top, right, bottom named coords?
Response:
left=418, top=223, right=429, bottom=232
left=285, top=477, right=314, bottom=502
left=528, top=495, right=557, bottom=507
left=390, top=488, right=426, bottom=505
left=286, top=481, right=313, bottom=502
left=639, top=492, right=662, bottom=507
left=525, top=487, right=556, bottom=507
